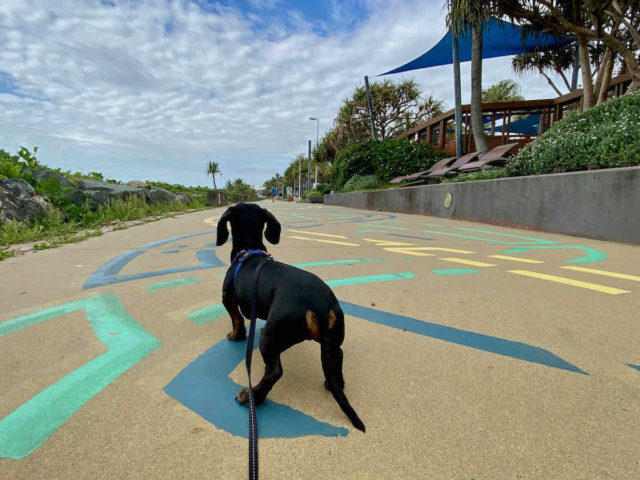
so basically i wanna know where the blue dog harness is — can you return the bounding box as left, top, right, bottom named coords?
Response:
left=232, top=249, right=273, bottom=291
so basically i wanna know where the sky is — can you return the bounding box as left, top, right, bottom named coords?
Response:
left=0, top=0, right=567, bottom=188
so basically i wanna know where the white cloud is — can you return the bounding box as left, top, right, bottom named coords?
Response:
left=0, top=0, right=565, bottom=186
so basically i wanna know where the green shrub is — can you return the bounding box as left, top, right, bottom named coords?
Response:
left=343, top=174, right=379, bottom=192
left=315, top=183, right=331, bottom=195
left=449, top=168, right=508, bottom=183
left=506, top=91, right=640, bottom=177
left=331, top=139, right=445, bottom=189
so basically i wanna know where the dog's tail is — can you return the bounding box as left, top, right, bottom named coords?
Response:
left=330, top=389, right=366, bottom=432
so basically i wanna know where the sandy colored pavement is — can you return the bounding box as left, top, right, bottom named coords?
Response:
left=1, top=201, right=639, bottom=480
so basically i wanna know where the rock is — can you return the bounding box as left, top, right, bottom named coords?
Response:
left=28, top=167, right=76, bottom=190
left=174, top=193, right=191, bottom=203
left=65, top=179, right=146, bottom=209
left=127, top=180, right=150, bottom=189
left=0, top=179, right=50, bottom=223
left=147, top=187, right=177, bottom=204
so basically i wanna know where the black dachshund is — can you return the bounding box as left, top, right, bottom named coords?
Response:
left=216, top=203, right=365, bottom=432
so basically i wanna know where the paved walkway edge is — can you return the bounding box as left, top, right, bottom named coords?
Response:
left=324, top=167, right=640, bottom=244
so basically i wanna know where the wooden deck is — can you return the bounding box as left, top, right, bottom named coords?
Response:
left=397, top=74, right=631, bottom=156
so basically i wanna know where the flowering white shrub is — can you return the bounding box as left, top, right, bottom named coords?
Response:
left=506, top=91, right=640, bottom=176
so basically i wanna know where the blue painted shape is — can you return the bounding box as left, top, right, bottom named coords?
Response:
left=162, top=250, right=180, bottom=254
left=204, top=237, right=231, bottom=248
left=281, top=223, right=324, bottom=229
left=362, top=223, right=411, bottom=230
left=83, top=248, right=225, bottom=289
left=503, top=246, right=607, bottom=264
left=339, top=302, right=587, bottom=375
left=163, top=321, right=348, bottom=438
left=172, top=244, right=188, bottom=248
left=627, top=363, right=640, bottom=372
left=387, top=233, right=434, bottom=242
left=142, top=231, right=215, bottom=248
left=346, top=214, right=395, bottom=223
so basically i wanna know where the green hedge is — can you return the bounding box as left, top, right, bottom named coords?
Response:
left=331, top=139, right=445, bottom=189
left=343, top=174, right=379, bottom=192
left=506, top=91, right=640, bottom=176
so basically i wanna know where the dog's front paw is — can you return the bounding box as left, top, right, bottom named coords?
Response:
left=235, top=388, right=250, bottom=405
left=227, top=329, right=247, bottom=341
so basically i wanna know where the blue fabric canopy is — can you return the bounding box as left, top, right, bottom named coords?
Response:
left=381, top=18, right=571, bottom=76
left=495, top=114, right=540, bottom=134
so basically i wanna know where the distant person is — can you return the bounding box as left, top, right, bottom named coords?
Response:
left=271, top=186, right=276, bottom=202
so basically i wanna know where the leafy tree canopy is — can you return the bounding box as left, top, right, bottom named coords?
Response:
left=482, top=79, right=525, bottom=102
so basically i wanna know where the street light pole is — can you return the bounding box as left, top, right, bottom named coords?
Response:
left=307, top=140, right=311, bottom=191
left=298, top=155, right=301, bottom=200
left=309, top=117, right=319, bottom=187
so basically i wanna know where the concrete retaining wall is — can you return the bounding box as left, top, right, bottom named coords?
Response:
left=324, top=167, right=640, bottom=244
left=206, top=190, right=228, bottom=206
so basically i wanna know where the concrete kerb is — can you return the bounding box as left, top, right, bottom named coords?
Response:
left=324, top=167, right=640, bottom=244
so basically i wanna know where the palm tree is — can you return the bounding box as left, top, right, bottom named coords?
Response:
left=205, top=161, right=221, bottom=190
left=482, top=79, right=525, bottom=102
left=447, top=0, right=494, bottom=155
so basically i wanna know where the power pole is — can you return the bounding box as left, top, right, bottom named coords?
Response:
left=364, top=75, right=378, bottom=141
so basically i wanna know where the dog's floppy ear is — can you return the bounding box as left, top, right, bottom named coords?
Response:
left=263, top=209, right=281, bottom=245
left=216, top=207, right=233, bottom=246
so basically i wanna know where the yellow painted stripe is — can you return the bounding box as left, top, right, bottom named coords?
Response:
left=488, top=255, right=544, bottom=264
left=384, top=248, right=435, bottom=256
left=441, top=258, right=496, bottom=267
left=204, top=216, right=220, bottom=226
left=288, top=236, right=359, bottom=247
left=363, top=238, right=416, bottom=246
left=561, top=266, right=640, bottom=282
left=509, top=270, right=630, bottom=295
left=287, top=230, right=346, bottom=239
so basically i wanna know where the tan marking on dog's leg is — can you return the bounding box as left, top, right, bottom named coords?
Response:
left=306, top=310, right=320, bottom=339
left=328, top=310, right=337, bottom=329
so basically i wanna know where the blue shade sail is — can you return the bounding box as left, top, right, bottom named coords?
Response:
left=381, top=17, right=571, bottom=76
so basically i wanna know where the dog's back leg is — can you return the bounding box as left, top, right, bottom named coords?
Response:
left=222, top=281, right=246, bottom=341
left=321, top=343, right=366, bottom=432
left=236, top=333, right=283, bottom=405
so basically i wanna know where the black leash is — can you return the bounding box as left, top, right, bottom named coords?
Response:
left=246, top=258, right=269, bottom=480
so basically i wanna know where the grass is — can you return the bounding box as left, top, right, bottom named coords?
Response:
left=0, top=248, right=15, bottom=260
left=0, top=195, right=215, bottom=257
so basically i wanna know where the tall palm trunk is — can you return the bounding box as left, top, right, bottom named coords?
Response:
left=213, top=176, right=217, bottom=190
left=470, top=20, right=487, bottom=154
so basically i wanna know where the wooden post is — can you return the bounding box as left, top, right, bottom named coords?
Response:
left=364, top=76, right=378, bottom=141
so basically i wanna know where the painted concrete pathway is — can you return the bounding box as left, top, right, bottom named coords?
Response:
left=1, top=201, right=639, bottom=479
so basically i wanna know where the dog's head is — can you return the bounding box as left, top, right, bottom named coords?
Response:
left=216, top=203, right=281, bottom=258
